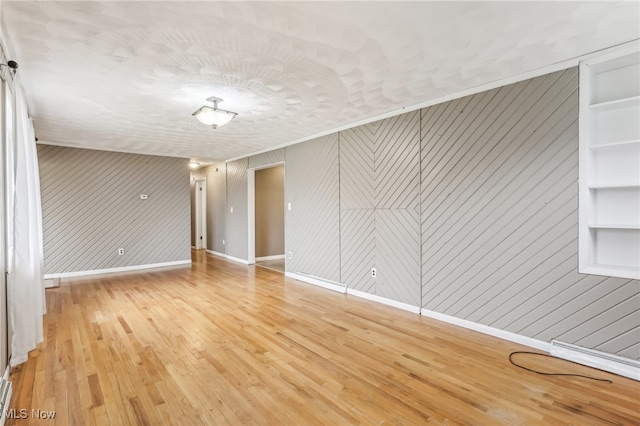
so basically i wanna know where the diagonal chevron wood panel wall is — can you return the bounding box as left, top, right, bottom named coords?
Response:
left=249, top=148, right=285, bottom=169
left=340, top=209, right=374, bottom=292
left=38, top=145, right=191, bottom=274
left=419, top=68, right=639, bottom=360
left=226, top=158, right=248, bottom=260
left=210, top=66, right=639, bottom=361
left=340, top=125, right=375, bottom=210
left=339, top=111, right=421, bottom=305
left=285, top=135, right=340, bottom=282
left=376, top=209, right=420, bottom=306
left=374, top=112, right=421, bottom=210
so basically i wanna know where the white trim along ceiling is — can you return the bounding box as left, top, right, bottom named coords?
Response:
left=2, top=1, right=639, bottom=162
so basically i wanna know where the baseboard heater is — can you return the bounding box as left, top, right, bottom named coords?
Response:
left=287, top=272, right=347, bottom=294
left=0, top=378, right=12, bottom=426
left=551, top=340, right=640, bottom=381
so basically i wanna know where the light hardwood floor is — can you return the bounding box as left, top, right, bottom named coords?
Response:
left=255, top=258, right=285, bottom=273
left=8, top=250, right=640, bottom=425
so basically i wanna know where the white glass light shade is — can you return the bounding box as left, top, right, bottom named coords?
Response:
left=192, top=106, right=237, bottom=128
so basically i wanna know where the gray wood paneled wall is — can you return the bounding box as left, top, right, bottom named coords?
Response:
left=219, top=67, right=640, bottom=360
left=340, top=112, right=421, bottom=305
left=249, top=148, right=285, bottom=169
left=38, top=145, right=191, bottom=274
left=225, top=158, right=248, bottom=260
left=418, top=68, right=639, bottom=360
left=205, top=163, right=226, bottom=254
left=285, top=135, right=341, bottom=282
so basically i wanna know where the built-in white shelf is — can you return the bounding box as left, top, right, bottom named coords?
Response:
left=590, top=95, right=640, bottom=112
left=579, top=47, right=640, bottom=280
left=588, top=183, right=640, bottom=189
left=589, top=223, right=640, bottom=229
left=582, top=265, right=640, bottom=281
left=591, top=139, right=640, bottom=150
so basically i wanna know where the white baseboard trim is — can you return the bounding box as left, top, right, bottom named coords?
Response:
left=285, top=272, right=346, bottom=294
left=255, top=255, right=285, bottom=261
left=44, top=260, right=192, bottom=279
left=206, top=249, right=227, bottom=258
left=347, top=288, right=420, bottom=314
left=2, top=365, right=9, bottom=381
left=226, top=255, right=250, bottom=265
left=420, top=308, right=552, bottom=353
left=551, top=340, right=640, bottom=381
left=420, top=308, right=639, bottom=380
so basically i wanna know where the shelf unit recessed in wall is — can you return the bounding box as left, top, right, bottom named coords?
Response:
left=579, top=48, right=640, bottom=280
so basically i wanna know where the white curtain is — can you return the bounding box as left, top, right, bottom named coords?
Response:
left=4, top=83, right=15, bottom=274
left=6, top=76, right=45, bottom=366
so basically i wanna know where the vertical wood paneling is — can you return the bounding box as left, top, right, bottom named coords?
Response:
left=226, top=158, right=248, bottom=260
left=38, top=145, right=191, bottom=274
left=285, top=135, right=340, bottom=282
left=420, top=68, right=640, bottom=360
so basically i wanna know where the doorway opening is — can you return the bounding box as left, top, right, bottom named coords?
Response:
left=193, top=179, right=207, bottom=250
left=248, top=164, right=285, bottom=272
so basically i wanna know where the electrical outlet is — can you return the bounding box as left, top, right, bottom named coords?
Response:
left=118, top=248, right=125, bottom=256
left=287, top=202, right=291, bottom=211
left=230, top=206, right=234, bottom=213
left=371, top=267, right=377, bottom=278
left=222, top=239, right=225, bottom=245
left=140, top=194, right=148, bottom=200
left=288, top=251, right=292, bottom=259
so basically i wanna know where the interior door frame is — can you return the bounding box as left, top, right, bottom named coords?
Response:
left=194, top=178, right=207, bottom=250
left=247, top=162, right=285, bottom=265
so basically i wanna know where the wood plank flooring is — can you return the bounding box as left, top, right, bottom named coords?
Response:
left=8, top=250, right=640, bottom=425
left=255, top=258, right=285, bottom=273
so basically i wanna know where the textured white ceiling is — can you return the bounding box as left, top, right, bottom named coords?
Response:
left=2, top=1, right=639, bottom=161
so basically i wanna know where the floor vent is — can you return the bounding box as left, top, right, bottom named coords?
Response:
left=0, top=378, right=12, bottom=426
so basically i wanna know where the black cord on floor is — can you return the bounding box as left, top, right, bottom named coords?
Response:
left=509, top=351, right=612, bottom=383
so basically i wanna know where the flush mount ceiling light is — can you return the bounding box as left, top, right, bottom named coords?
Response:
left=192, top=96, right=237, bottom=129
left=189, top=162, right=199, bottom=169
